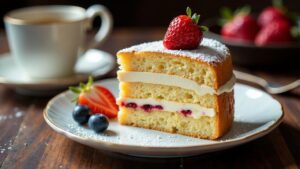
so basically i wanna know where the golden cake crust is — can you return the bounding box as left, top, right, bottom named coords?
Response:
left=214, top=91, right=234, bottom=138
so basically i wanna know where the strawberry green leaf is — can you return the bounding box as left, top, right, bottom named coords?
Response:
left=220, top=7, right=233, bottom=20
left=234, top=5, right=251, bottom=16
left=291, top=26, right=300, bottom=41
left=184, top=7, right=209, bottom=33
left=87, top=76, right=93, bottom=87
left=191, top=13, right=200, bottom=24
left=219, top=7, right=234, bottom=26
left=274, top=0, right=297, bottom=25
left=69, top=76, right=94, bottom=94
left=69, top=86, right=81, bottom=94
left=186, top=7, right=192, bottom=17
left=273, top=0, right=288, bottom=14
left=273, top=0, right=283, bottom=9
left=69, top=76, right=96, bottom=104
left=200, top=26, right=209, bottom=32
left=79, top=83, right=85, bottom=88
left=219, top=5, right=251, bottom=26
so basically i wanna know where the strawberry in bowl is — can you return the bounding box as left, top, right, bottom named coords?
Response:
left=218, top=0, right=297, bottom=46
left=255, top=0, right=295, bottom=46
left=204, top=0, right=300, bottom=66
left=257, top=0, right=289, bottom=28
left=255, top=19, right=293, bottom=46
left=220, top=6, right=259, bottom=43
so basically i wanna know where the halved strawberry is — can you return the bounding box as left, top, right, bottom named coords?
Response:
left=69, top=77, right=118, bottom=118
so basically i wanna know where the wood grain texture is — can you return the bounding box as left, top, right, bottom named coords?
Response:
left=0, top=28, right=300, bottom=169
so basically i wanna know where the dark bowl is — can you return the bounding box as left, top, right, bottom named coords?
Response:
left=203, top=18, right=300, bottom=68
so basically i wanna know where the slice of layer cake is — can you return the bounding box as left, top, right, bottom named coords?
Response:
left=116, top=38, right=235, bottom=139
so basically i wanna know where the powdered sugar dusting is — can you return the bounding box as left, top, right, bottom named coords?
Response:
left=118, top=38, right=229, bottom=64
left=65, top=122, right=209, bottom=147
left=0, top=111, right=23, bottom=122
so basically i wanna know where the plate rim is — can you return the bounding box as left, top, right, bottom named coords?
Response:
left=43, top=79, right=284, bottom=154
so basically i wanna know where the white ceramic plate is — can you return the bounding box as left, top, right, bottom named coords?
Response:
left=0, top=49, right=115, bottom=95
left=44, top=78, right=284, bottom=157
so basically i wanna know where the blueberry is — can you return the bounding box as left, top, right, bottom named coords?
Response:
left=72, top=105, right=90, bottom=124
left=88, top=114, right=109, bottom=133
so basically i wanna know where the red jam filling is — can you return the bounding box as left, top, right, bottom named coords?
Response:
left=141, top=104, right=152, bottom=112
left=180, top=109, right=192, bottom=117
left=121, top=102, right=193, bottom=116
left=154, top=105, right=163, bottom=110
left=122, top=102, right=163, bottom=112
left=125, top=102, right=137, bottom=109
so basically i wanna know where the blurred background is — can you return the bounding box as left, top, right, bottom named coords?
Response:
left=1, top=0, right=300, bottom=67
left=0, top=0, right=299, bottom=28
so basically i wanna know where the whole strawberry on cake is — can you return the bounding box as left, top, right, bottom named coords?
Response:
left=116, top=7, right=235, bottom=139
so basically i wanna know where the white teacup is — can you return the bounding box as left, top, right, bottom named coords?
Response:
left=4, top=5, right=113, bottom=79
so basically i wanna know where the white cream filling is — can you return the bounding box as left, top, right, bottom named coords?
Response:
left=117, top=71, right=235, bottom=96
left=118, top=98, right=215, bottom=118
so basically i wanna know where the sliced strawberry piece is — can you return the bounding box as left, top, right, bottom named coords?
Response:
left=70, top=77, right=118, bottom=119
left=79, top=93, right=118, bottom=118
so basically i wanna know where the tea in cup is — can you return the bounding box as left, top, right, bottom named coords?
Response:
left=4, top=5, right=113, bottom=79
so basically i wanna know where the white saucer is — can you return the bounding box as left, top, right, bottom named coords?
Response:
left=44, top=78, right=284, bottom=157
left=0, top=49, right=116, bottom=95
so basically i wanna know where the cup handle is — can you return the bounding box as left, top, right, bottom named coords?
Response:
left=85, top=5, right=113, bottom=49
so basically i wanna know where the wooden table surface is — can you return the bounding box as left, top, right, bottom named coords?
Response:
left=0, top=28, right=300, bottom=169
